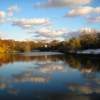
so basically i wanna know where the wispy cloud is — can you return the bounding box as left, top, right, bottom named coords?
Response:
left=34, top=0, right=92, bottom=8
left=0, top=11, right=5, bottom=18
left=12, top=18, right=50, bottom=28
left=65, top=6, right=100, bottom=17
left=34, top=27, right=68, bottom=37
left=7, top=5, right=19, bottom=16
left=0, top=11, right=6, bottom=23
left=0, top=5, right=20, bottom=23
left=87, top=16, right=100, bottom=23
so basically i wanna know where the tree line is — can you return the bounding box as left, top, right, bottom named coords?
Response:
left=0, top=39, right=62, bottom=53
left=0, top=32, right=100, bottom=53
left=62, top=32, right=100, bottom=53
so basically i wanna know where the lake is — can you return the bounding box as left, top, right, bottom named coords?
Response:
left=0, top=52, right=100, bottom=100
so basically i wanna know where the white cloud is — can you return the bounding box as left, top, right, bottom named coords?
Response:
left=0, top=5, right=19, bottom=23
left=12, top=18, right=50, bottom=28
left=0, top=11, right=5, bottom=18
left=35, top=27, right=68, bottom=37
left=7, top=5, right=19, bottom=16
left=34, top=0, right=91, bottom=8
left=32, top=35, right=65, bottom=41
left=87, top=16, right=100, bottom=23
left=66, top=6, right=100, bottom=17
left=0, top=11, right=6, bottom=23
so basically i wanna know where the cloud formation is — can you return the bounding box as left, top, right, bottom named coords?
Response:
left=12, top=18, right=50, bottom=28
left=0, top=11, right=6, bottom=23
left=0, top=5, right=19, bottom=23
left=66, top=6, right=100, bottom=17
left=35, top=27, right=68, bottom=37
left=0, top=11, right=5, bottom=18
left=7, top=5, right=19, bottom=16
left=87, top=16, right=100, bottom=23
left=34, top=0, right=91, bottom=8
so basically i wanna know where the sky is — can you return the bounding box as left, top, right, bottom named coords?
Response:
left=0, top=0, right=100, bottom=41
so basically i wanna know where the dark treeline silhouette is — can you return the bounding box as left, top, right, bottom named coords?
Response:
left=63, top=32, right=100, bottom=53
left=64, top=54, right=100, bottom=72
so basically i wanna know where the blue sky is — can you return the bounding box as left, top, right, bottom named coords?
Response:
left=0, top=0, right=100, bottom=41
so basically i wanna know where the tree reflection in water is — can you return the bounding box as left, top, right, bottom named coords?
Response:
left=65, top=55, right=100, bottom=98
left=0, top=53, right=100, bottom=100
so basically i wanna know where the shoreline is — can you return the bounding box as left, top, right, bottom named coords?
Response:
left=0, top=49, right=100, bottom=56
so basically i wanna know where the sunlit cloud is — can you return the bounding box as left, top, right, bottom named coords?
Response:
left=0, top=11, right=6, bottom=23
left=34, top=0, right=92, bottom=8
left=12, top=18, right=50, bottom=28
left=35, top=27, right=68, bottom=37
left=0, top=11, right=5, bottom=18
left=66, top=6, right=100, bottom=17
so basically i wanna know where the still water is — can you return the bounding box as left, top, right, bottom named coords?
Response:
left=0, top=52, right=100, bottom=100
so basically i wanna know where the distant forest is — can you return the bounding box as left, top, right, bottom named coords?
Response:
left=0, top=32, right=100, bottom=53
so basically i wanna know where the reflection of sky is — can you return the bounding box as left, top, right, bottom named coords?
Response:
left=0, top=62, right=35, bottom=77
left=0, top=58, right=84, bottom=94
left=0, top=54, right=100, bottom=99
left=0, top=64, right=92, bottom=93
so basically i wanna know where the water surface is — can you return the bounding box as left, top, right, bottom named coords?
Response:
left=0, top=52, right=100, bottom=100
